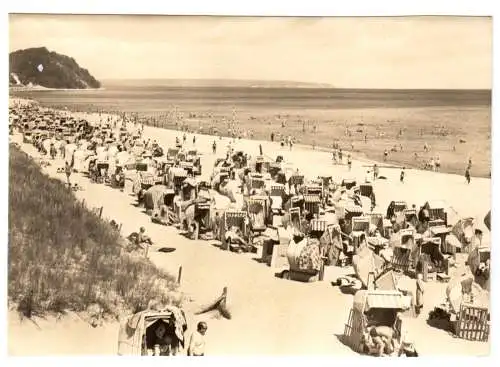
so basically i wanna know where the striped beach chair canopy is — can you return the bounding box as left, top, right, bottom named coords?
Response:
left=180, top=161, right=194, bottom=170
left=270, top=184, right=286, bottom=197
left=305, top=185, right=322, bottom=195
left=310, top=219, right=327, bottom=232
left=393, top=201, right=407, bottom=212
left=170, top=167, right=188, bottom=178
left=351, top=216, right=370, bottom=233
left=303, top=194, right=321, bottom=204
left=289, top=174, right=304, bottom=185
left=224, top=210, right=247, bottom=229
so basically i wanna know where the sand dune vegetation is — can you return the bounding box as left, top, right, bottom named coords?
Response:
left=8, top=144, right=179, bottom=319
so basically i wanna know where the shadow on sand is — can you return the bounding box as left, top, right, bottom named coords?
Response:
left=157, top=247, right=176, bottom=253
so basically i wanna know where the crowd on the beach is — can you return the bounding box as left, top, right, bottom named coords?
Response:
left=9, top=98, right=490, bottom=357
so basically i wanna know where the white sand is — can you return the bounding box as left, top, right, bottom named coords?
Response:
left=8, top=100, right=490, bottom=356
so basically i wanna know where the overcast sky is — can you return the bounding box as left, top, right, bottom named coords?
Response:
left=9, top=14, right=492, bottom=89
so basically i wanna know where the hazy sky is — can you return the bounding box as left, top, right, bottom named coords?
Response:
left=9, top=14, right=492, bottom=89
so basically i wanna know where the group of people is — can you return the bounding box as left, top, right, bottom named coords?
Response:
left=148, top=320, right=207, bottom=356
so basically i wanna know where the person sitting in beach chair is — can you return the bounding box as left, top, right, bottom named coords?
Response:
left=225, top=225, right=248, bottom=250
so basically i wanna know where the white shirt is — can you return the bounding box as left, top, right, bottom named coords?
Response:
left=188, top=331, right=205, bottom=356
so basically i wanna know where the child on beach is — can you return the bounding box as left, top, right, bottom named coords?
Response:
left=188, top=322, right=208, bottom=356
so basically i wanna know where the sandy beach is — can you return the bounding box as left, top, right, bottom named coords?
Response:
left=8, top=97, right=490, bottom=356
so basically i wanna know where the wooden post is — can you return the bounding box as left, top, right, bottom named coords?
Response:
left=177, top=266, right=183, bottom=285
left=319, top=258, right=325, bottom=281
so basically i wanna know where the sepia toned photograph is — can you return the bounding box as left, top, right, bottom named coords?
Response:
left=7, top=13, right=492, bottom=357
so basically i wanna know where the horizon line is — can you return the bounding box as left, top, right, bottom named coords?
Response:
left=100, top=78, right=492, bottom=91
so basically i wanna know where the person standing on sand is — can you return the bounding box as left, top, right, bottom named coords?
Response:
left=212, top=140, right=217, bottom=154
left=430, top=157, right=435, bottom=172
left=383, top=149, right=388, bottom=162
left=188, top=322, right=207, bottom=356
left=347, top=154, right=352, bottom=171
left=435, top=156, right=441, bottom=172
left=339, top=149, right=343, bottom=163
left=373, top=164, right=379, bottom=181
left=400, top=168, right=405, bottom=183
left=465, top=167, right=471, bottom=184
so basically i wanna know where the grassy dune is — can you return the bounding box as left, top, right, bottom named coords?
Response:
left=8, top=145, right=179, bottom=319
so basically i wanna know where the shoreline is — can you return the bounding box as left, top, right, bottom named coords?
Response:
left=10, top=95, right=490, bottom=179
left=9, top=86, right=105, bottom=92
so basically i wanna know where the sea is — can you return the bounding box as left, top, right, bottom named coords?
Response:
left=10, top=79, right=492, bottom=114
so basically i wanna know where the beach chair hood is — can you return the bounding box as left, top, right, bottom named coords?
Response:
left=118, top=307, right=187, bottom=356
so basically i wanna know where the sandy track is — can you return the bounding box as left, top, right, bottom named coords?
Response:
left=8, top=121, right=490, bottom=356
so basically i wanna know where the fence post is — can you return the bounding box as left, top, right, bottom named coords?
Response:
left=177, top=266, right=183, bottom=285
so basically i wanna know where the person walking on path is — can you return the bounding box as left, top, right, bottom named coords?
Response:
left=188, top=322, right=207, bottom=356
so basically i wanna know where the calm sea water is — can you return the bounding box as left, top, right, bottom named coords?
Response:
left=11, top=81, right=491, bottom=114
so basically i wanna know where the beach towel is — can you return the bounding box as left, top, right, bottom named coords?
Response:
left=297, top=238, right=322, bottom=272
